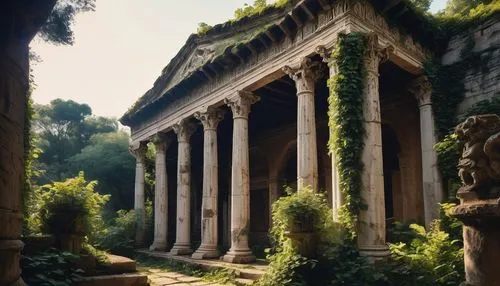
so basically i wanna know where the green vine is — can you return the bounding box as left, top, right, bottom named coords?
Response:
left=327, top=33, right=367, bottom=238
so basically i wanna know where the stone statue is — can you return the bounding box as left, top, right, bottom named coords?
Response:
left=455, top=114, right=500, bottom=200
left=452, top=114, right=500, bottom=286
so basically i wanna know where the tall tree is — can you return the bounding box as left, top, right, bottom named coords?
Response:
left=444, top=0, right=493, bottom=15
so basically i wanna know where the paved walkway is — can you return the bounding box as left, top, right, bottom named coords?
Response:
left=140, top=268, right=234, bottom=286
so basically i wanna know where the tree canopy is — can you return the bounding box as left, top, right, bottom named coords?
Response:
left=38, top=0, right=96, bottom=45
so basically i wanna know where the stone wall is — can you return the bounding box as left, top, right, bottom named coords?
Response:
left=441, top=19, right=500, bottom=115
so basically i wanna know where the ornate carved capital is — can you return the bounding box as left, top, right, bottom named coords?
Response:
left=129, top=142, right=147, bottom=163
left=151, top=133, right=171, bottom=153
left=194, top=108, right=225, bottom=131
left=408, top=76, right=432, bottom=107
left=172, top=119, right=197, bottom=143
left=283, top=57, right=324, bottom=94
left=365, top=33, right=394, bottom=75
left=316, top=45, right=338, bottom=76
left=225, top=91, right=260, bottom=119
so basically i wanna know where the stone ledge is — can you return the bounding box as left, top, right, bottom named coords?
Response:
left=75, top=273, right=148, bottom=286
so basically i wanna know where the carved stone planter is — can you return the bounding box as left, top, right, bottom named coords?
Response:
left=451, top=115, right=500, bottom=286
left=285, top=215, right=318, bottom=258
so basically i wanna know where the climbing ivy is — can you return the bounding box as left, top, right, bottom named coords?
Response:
left=327, top=33, right=367, bottom=238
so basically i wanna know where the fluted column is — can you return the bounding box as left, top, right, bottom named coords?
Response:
left=223, top=91, right=260, bottom=264
left=192, top=108, right=225, bottom=259
left=409, top=76, right=442, bottom=228
left=170, top=119, right=197, bottom=255
left=150, top=133, right=170, bottom=251
left=129, top=142, right=148, bottom=247
left=357, top=35, right=391, bottom=259
left=317, top=45, right=342, bottom=221
left=283, top=58, right=322, bottom=191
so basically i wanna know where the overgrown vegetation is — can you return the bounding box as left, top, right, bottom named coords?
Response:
left=327, top=32, right=367, bottom=237
left=233, top=0, right=290, bottom=21
left=21, top=248, right=84, bottom=286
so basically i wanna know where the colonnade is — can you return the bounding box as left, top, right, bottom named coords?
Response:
left=130, top=38, right=441, bottom=262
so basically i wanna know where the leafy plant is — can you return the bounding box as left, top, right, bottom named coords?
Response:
left=21, top=248, right=84, bottom=286
left=327, top=32, right=367, bottom=237
left=38, top=172, right=109, bottom=241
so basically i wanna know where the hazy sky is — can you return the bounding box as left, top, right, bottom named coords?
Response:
left=30, top=0, right=447, bottom=118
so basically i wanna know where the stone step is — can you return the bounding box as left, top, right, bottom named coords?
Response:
left=235, top=277, right=255, bottom=285
left=100, top=254, right=137, bottom=274
left=136, top=250, right=267, bottom=281
left=75, top=273, right=148, bottom=286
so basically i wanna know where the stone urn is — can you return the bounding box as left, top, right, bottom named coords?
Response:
left=285, top=213, right=318, bottom=258
left=45, top=206, right=87, bottom=254
left=451, top=115, right=500, bottom=286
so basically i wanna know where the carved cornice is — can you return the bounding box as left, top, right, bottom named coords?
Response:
left=408, top=75, right=432, bottom=107
left=194, top=108, right=225, bottom=131
left=172, top=119, right=197, bottom=143
left=225, top=91, right=260, bottom=119
left=283, top=57, right=324, bottom=94
left=129, top=142, right=147, bottom=163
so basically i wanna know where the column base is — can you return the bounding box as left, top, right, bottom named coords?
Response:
left=149, top=241, right=167, bottom=251
left=358, top=244, right=390, bottom=262
left=222, top=250, right=255, bottom=264
left=169, top=243, right=193, bottom=255
left=191, top=245, right=220, bottom=260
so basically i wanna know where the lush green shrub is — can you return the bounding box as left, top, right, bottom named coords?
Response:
left=21, top=248, right=84, bottom=286
left=98, top=200, right=153, bottom=256
left=38, top=172, right=109, bottom=241
left=389, top=205, right=464, bottom=286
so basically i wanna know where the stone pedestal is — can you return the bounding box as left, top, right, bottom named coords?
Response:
left=453, top=203, right=500, bottom=286
left=170, top=120, right=196, bottom=255
left=283, top=58, right=322, bottom=191
left=409, top=76, right=442, bottom=228
left=129, top=143, right=147, bottom=247
left=150, top=134, right=170, bottom=251
left=192, top=109, right=224, bottom=259
left=222, top=91, right=259, bottom=264
left=357, top=35, right=390, bottom=259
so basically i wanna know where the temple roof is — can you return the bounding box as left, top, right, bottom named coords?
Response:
left=120, top=0, right=440, bottom=126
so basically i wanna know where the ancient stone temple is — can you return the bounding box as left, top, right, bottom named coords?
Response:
left=120, top=0, right=499, bottom=262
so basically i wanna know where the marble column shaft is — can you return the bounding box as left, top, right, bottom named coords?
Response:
left=410, top=76, right=442, bottom=228
left=357, top=36, right=390, bottom=259
left=170, top=120, right=196, bottom=255
left=129, top=143, right=147, bottom=247
left=150, top=134, right=170, bottom=251
left=192, top=109, right=224, bottom=259
left=283, top=58, right=321, bottom=191
left=223, top=91, right=260, bottom=263
left=317, top=45, right=342, bottom=221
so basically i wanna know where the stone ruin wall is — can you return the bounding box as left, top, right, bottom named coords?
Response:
left=441, top=19, right=500, bottom=115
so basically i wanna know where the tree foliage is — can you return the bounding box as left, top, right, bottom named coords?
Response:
left=410, top=0, right=433, bottom=11
left=38, top=0, right=96, bottom=45
left=443, top=0, right=494, bottom=16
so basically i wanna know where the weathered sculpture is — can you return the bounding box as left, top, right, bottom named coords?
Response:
left=452, top=114, right=500, bottom=286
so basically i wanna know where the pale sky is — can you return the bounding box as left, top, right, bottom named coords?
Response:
left=30, top=0, right=447, bottom=118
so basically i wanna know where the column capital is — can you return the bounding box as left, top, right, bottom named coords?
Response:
left=194, top=108, right=225, bottom=131
left=173, top=119, right=197, bottom=143
left=151, top=133, right=171, bottom=152
left=129, top=142, right=147, bottom=162
left=408, top=75, right=432, bottom=107
left=283, top=57, right=324, bottom=94
left=365, top=33, right=393, bottom=75
left=316, top=45, right=338, bottom=76
left=225, top=91, right=260, bottom=119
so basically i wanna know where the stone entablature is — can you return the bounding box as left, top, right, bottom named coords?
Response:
left=127, top=0, right=432, bottom=144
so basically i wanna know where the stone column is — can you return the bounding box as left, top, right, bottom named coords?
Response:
left=129, top=142, right=148, bottom=247
left=357, top=35, right=390, bottom=259
left=170, top=119, right=196, bottom=255
left=192, top=108, right=225, bottom=259
left=223, top=91, right=260, bottom=264
left=150, top=134, right=170, bottom=251
left=283, top=58, right=322, bottom=191
left=409, top=76, right=442, bottom=228
left=317, top=45, right=342, bottom=221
